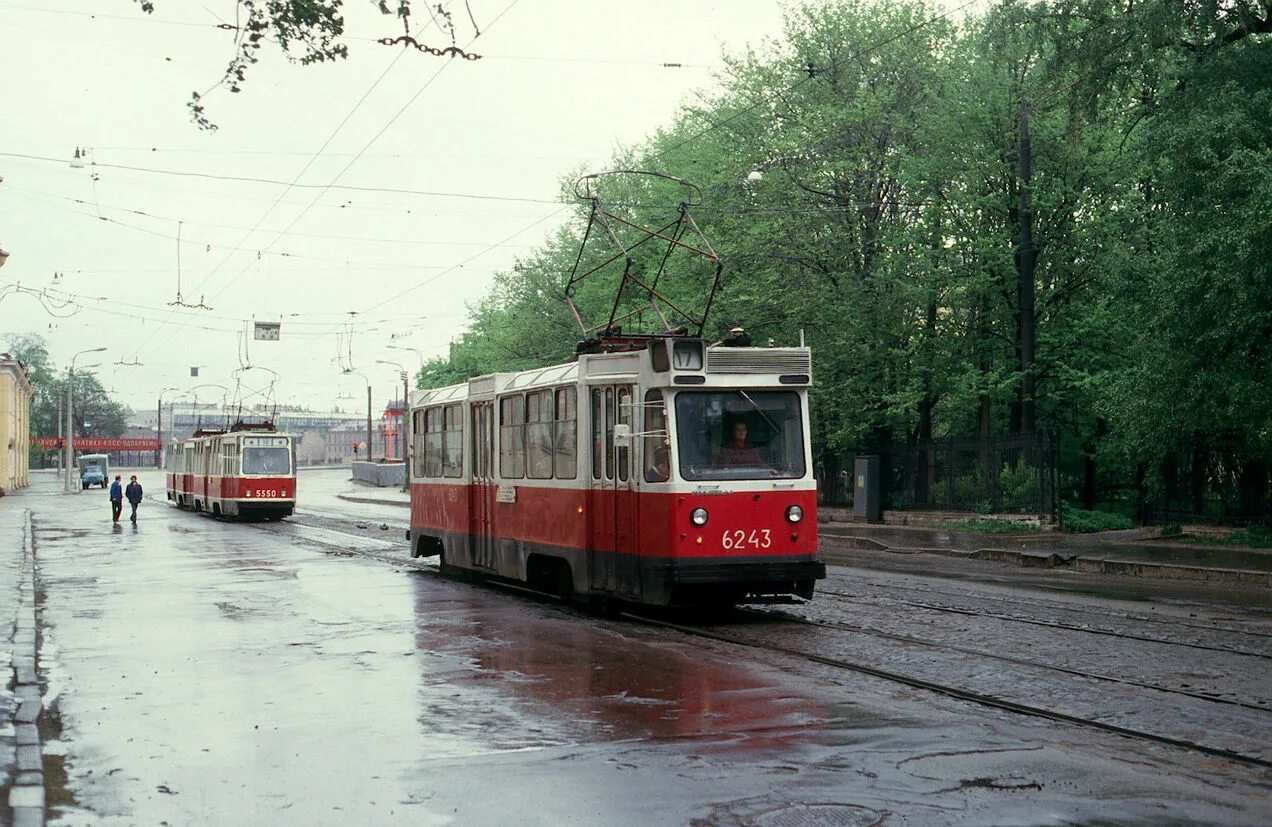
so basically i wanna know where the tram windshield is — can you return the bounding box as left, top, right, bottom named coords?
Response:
left=242, top=446, right=291, bottom=476
left=675, top=391, right=805, bottom=481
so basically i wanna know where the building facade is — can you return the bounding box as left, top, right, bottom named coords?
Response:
left=0, top=354, right=34, bottom=492
left=325, top=421, right=388, bottom=464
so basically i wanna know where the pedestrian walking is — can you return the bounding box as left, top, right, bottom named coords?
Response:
left=109, top=475, right=123, bottom=523
left=124, top=475, right=143, bottom=523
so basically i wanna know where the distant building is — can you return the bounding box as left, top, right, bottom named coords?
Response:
left=0, top=353, right=34, bottom=492
left=325, top=421, right=387, bottom=464
left=382, top=399, right=406, bottom=461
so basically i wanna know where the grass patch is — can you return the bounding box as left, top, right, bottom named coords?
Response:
left=1179, top=526, right=1272, bottom=548
left=1060, top=505, right=1135, bottom=533
left=951, top=519, right=1036, bottom=533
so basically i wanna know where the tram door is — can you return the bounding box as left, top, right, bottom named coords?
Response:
left=470, top=402, right=496, bottom=569
left=590, top=385, right=640, bottom=597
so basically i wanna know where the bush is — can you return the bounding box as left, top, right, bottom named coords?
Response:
left=952, top=518, right=1035, bottom=533
left=1060, top=504, right=1135, bottom=533
left=997, top=458, right=1039, bottom=512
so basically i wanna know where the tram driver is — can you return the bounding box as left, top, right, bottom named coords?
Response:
left=715, top=421, right=762, bottom=466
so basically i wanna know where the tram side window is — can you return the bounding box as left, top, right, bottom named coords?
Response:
left=590, top=389, right=603, bottom=480
left=424, top=408, right=444, bottom=477
left=554, top=387, right=577, bottom=480
left=442, top=404, right=463, bottom=478
left=616, top=387, right=631, bottom=482
left=413, top=411, right=427, bottom=478
left=605, top=387, right=616, bottom=480
left=526, top=390, right=553, bottom=480
left=644, top=390, right=670, bottom=483
left=499, top=395, right=525, bottom=479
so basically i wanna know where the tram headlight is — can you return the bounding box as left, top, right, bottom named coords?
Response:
left=690, top=507, right=709, bottom=526
left=786, top=505, right=804, bottom=523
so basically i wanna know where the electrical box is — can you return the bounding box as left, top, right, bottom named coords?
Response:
left=853, top=455, right=881, bottom=523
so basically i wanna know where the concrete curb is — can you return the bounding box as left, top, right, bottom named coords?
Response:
left=821, top=535, right=1271, bottom=587
left=337, top=494, right=409, bottom=509
left=8, top=510, right=45, bottom=826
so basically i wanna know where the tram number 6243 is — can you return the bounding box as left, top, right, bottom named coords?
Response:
left=721, top=529, right=771, bottom=550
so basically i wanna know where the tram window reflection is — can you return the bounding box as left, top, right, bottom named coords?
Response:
left=674, top=391, right=805, bottom=481
left=644, top=389, right=670, bottom=483
left=243, top=446, right=291, bottom=476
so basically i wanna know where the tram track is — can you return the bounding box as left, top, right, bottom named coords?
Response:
left=818, top=581, right=1272, bottom=653
left=741, top=606, right=1271, bottom=713
left=813, top=587, right=1272, bottom=659
left=828, top=574, right=1272, bottom=635
left=621, top=609, right=1272, bottom=772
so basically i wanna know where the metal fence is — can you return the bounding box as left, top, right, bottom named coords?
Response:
left=820, top=431, right=1058, bottom=516
left=1143, top=446, right=1271, bottom=525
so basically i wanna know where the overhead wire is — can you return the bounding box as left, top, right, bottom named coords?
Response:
left=126, top=4, right=465, bottom=360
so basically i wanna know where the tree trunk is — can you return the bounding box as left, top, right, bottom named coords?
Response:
left=1015, top=100, right=1037, bottom=434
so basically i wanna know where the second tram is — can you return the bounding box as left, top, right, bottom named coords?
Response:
left=166, top=422, right=296, bottom=519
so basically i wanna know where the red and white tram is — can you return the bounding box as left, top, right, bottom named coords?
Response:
left=407, top=336, right=825, bottom=606
left=166, top=422, right=296, bottom=519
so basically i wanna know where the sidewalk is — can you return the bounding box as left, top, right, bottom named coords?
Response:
left=338, top=481, right=409, bottom=508
left=0, top=489, right=45, bottom=825
left=819, top=516, right=1272, bottom=587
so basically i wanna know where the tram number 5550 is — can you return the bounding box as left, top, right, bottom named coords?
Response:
left=721, top=529, right=771, bottom=550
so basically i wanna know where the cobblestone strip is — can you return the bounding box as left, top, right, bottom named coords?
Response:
left=8, top=510, right=44, bottom=827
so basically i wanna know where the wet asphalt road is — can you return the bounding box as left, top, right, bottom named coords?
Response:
left=12, top=469, right=1272, bottom=825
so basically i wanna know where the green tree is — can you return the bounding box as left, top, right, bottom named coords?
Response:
left=3, top=334, right=128, bottom=450
left=136, top=0, right=413, bottom=128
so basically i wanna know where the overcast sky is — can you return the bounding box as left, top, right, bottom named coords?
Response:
left=0, top=0, right=793, bottom=415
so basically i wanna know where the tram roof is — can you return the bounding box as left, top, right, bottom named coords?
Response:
left=412, top=340, right=813, bottom=410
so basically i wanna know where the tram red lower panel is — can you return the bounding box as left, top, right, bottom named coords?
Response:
left=410, top=481, right=823, bottom=605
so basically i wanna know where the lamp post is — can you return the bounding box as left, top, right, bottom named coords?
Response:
left=64, top=347, right=107, bottom=492
left=344, top=370, right=372, bottom=462
left=375, top=359, right=408, bottom=460
left=156, top=387, right=180, bottom=468
left=387, top=346, right=424, bottom=492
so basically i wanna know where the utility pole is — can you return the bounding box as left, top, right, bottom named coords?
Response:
left=156, top=387, right=179, bottom=469
left=55, top=393, right=62, bottom=476
left=401, top=371, right=409, bottom=476
left=63, top=348, right=106, bottom=492
left=377, top=357, right=412, bottom=489
left=64, top=377, right=72, bottom=491
left=366, top=385, right=373, bottom=463
left=388, top=345, right=424, bottom=492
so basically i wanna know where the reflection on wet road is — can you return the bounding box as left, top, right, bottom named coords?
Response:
left=15, top=471, right=1272, bottom=825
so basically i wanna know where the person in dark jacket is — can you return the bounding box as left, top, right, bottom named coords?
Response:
left=124, top=475, right=143, bottom=523
left=109, top=476, right=123, bottom=523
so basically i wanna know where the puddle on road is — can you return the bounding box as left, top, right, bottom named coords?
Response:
left=406, top=573, right=833, bottom=748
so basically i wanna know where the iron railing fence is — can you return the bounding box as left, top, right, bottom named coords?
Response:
left=819, top=431, right=1057, bottom=517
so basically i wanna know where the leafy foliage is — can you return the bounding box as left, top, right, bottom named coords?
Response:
left=388, top=0, right=1270, bottom=523
left=3, top=334, right=129, bottom=448
left=137, top=0, right=412, bottom=128
left=1059, top=505, right=1135, bottom=533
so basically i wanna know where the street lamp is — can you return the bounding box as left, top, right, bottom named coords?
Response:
left=65, top=347, right=107, bottom=492
left=344, top=370, right=373, bottom=463
left=376, top=360, right=409, bottom=485
left=156, top=387, right=180, bottom=468
left=387, top=346, right=424, bottom=489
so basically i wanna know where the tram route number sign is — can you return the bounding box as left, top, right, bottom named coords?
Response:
left=34, top=437, right=160, bottom=451
left=254, top=322, right=281, bottom=341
